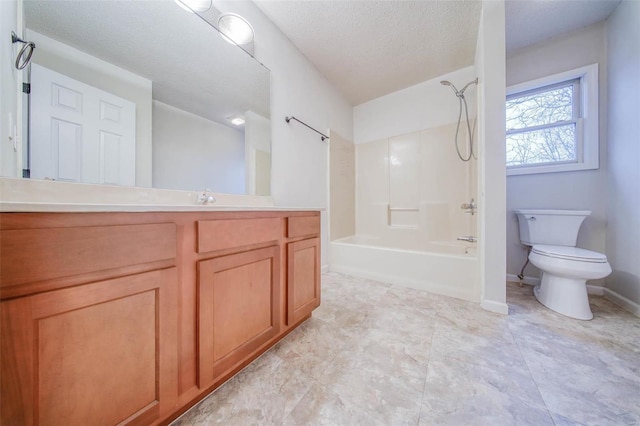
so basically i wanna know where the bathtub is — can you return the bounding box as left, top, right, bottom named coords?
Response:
left=329, top=235, right=480, bottom=302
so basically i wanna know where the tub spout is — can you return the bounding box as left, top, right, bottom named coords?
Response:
left=457, top=236, right=477, bottom=243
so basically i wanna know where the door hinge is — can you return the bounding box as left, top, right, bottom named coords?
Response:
left=22, top=83, right=30, bottom=94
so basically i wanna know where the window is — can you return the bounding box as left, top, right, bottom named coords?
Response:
left=505, top=64, right=599, bottom=176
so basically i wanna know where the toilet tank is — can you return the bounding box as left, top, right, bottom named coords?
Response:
left=514, top=209, right=591, bottom=247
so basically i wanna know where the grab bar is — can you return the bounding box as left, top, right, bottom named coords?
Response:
left=387, top=204, right=419, bottom=225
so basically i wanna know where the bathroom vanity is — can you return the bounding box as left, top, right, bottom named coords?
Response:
left=0, top=208, right=321, bottom=425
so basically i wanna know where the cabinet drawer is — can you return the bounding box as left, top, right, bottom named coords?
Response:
left=287, top=215, right=320, bottom=239
left=0, top=223, right=176, bottom=292
left=197, top=218, right=281, bottom=253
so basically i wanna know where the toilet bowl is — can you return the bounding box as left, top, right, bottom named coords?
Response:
left=528, top=245, right=611, bottom=320
left=514, top=209, right=612, bottom=320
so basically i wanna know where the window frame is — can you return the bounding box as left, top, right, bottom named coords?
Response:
left=505, top=63, right=599, bottom=176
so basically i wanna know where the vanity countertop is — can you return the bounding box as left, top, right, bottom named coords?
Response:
left=0, top=202, right=324, bottom=213
left=0, top=178, right=324, bottom=213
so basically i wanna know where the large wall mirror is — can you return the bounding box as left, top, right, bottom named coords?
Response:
left=22, top=0, right=271, bottom=195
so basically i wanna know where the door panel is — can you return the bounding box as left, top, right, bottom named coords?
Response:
left=52, top=118, right=82, bottom=181
left=0, top=268, right=178, bottom=425
left=287, top=238, right=320, bottom=325
left=198, top=246, right=280, bottom=388
left=30, top=63, right=136, bottom=185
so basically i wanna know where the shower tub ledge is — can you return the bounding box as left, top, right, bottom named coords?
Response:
left=329, top=236, right=480, bottom=302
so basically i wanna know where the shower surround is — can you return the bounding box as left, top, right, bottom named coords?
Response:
left=329, top=67, right=480, bottom=301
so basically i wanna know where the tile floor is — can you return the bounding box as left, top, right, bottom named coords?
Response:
left=173, top=272, right=640, bottom=425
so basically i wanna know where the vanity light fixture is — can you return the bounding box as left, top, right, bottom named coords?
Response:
left=174, top=0, right=212, bottom=13
left=217, top=13, right=254, bottom=46
left=230, top=116, right=245, bottom=126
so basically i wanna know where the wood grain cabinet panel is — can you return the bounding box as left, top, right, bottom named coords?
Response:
left=197, top=218, right=281, bottom=253
left=287, top=215, right=320, bottom=239
left=0, top=268, right=178, bottom=426
left=197, top=246, right=280, bottom=388
left=0, top=222, right=176, bottom=299
left=287, top=238, right=321, bottom=325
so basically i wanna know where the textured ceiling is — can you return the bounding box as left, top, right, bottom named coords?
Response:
left=24, top=1, right=270, bottom=128
left=255, top=0, right=482, bottom=105
left=506, top=0, right=621, bottom=53
left=255, top=0, right=620, bottom=106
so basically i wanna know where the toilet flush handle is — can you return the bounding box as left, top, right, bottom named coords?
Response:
left=528, top=216, right=536, bottom=221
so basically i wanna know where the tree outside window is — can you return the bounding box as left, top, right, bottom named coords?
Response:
left=506, top=81, right=579, bottom=167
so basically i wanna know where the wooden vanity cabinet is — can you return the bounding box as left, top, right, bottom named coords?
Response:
left=0, top=215, right=179, bottom=426
left=0, top=210, right=321, bottom=426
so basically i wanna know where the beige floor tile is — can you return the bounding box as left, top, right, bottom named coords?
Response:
left=174, top=274, right=640, bottom=425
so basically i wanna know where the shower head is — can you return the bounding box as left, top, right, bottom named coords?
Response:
left=441, top=78, right=478, bottom=97
left=440, top=80, right=459, bottom=95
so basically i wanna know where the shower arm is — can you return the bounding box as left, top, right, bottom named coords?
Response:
left=459, top=78, right=479, bottom=96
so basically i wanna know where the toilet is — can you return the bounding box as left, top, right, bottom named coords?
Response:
left=514, top=209, right=611, bottom=320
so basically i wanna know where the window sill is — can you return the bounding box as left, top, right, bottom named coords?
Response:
left=507, top=161, right=598, bottom=176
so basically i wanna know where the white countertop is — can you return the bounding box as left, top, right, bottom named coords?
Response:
left=0, top=178, right=324, bottom=213
left=0, top=202, right=324, bottom=213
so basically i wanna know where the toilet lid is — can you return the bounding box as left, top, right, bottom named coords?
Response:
left=532, top=245, right=608, bottom=263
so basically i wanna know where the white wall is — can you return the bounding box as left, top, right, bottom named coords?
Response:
left=606, top=0, right=640, bottom=310
left=476, top=0, right=507, bottom=314
left=505, top=23, right=608, bottom=285
left=152, top=101, right=245, bottom=194
left=1, top=0, right=20, bottom=178
left=26, top=30, right=154, bottom=187
left=353, top=67, right=476, bottom=144
left=215, top=1, right=354, bottom=267
left=244, top=110, right=271, bottom=195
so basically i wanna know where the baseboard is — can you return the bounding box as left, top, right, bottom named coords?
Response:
left=506, top=273, right=540, bottom=286
left=481, top=299, right=509, bottom=315
left=505, top=273, right=604, bottom=295
left=603, top=288, right=640, bottom=318
left=587, top=285, right=605, bottom=296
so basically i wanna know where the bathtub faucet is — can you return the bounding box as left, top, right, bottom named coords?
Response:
left=461, top=198, right=477, bottom=215
left=457, top=236, right=477, bottom=243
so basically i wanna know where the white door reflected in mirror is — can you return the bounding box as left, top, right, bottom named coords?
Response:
left=30, top=64, right=136, bottom=186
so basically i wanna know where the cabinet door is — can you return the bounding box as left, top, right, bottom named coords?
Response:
left=287, top=237, right=321, bottom=325
left=0, top=268, right=178, bottom=426
left=198, top=246, right=280, bottom=388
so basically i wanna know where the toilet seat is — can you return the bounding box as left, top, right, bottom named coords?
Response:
left=532, top=244, right=608, bottom=263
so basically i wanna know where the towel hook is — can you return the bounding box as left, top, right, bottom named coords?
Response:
left=11, top=31, right=36, bottom=70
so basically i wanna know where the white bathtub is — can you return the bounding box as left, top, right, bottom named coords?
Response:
left=329, top=235, right=480, bottom=302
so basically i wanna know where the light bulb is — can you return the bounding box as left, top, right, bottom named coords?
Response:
left=174, top=0, right=212, bottom=13
left=218, top=13, right=254, bottom=45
